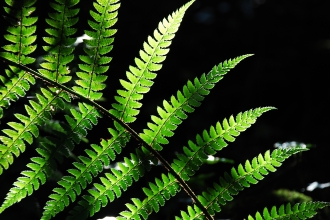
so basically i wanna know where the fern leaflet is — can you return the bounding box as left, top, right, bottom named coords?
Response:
left=0, top=66, right=36, bottom=119
left=118, top=173, right=180, bottom=220
left=38, top=0, right=79, bottom=84
left=178, top=146, right=309, bottom=219
left=172, top=107, right=275, bottom=181
left=246, top=202, right=330, bottom=220
left=110, top=0, right=195, bottom=123
left=0, top=87, right=70, bottom=175
left=140, top=54, right=253, bottom=151
left=73, top=0, right=120, bottom=100
left=0, top=0, right=37, bottom=65
left=0, top=0, right=37, bottom=118
left=67, top=147, right=152, bottom=220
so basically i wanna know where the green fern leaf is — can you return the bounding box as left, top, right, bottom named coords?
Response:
left=38, top=0, right=79, bottom=84
left=118, top=173, right=180, bottom=219
left=0, top=102, right=102, bottom=212
left=0, top=65, right=36, bottom=119
left=179, top=146, right=308, bottom=219
left=41, top=121, right=130, bottom=220
left=67, top=147, right=153, bottom=220
left=172, top=107, right=275, bottom=181
left=0, top=87, right=69, bottom=175
left=110, top=0, right=195, bottom=123
left=0, top=0, right=38, bottom=118
left=0, top=0, right=37, bottom=65
left=246, top=202, right=330, bottom=220
left=72, top=0, right=119, bottom=100
left=140, top=54, right=253, bottom=151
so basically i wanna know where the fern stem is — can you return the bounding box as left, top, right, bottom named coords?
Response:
left=3, top=58, right=213, bottom=220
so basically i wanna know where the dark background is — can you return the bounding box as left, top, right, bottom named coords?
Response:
left=1, top=0, right=330, bottom=219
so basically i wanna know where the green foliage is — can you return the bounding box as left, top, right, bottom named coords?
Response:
left=73, top=0, right=119, bottom=100
left=0, top=0, right=328, bottom=219
left=39, top=0, right=79, bottom=84
left=246, top=202, right=330, bottom=220
left=0, top=0, right=38, bottom=118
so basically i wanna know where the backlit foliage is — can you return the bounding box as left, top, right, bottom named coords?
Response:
left=0, top=0, right=328, bottom=219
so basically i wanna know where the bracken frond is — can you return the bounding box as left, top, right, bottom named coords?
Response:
left=179, top=146, right=309, bottom=219
left=246, top=201, right=330, bottom=220
left=73, top=0, right=120, bottom=100
left=110, top=0, right=195, bottom=123
left=140, top=54, right=253, bottom=151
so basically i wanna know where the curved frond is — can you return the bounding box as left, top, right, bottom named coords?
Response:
left=0, top=87, right=70, bottom=175
left=110, top=0, right=195, bottom=123
left=179, top=146, right=309, bottom=219
left=38, top=0, right=79, bottom=84
left=0, top=103, right=101, bottom=212
left=173, top=107, right=275, bottom=181
left=117, top=173, right=180, bottom=220
left=140, top=54, right=253, bottom=151
left=72, top=0, right=120, bottom=100
left=41, top=121, right=130, bottom=220
left=0, top=66, right=35, bottom=119
left=246, top=202, right=330, bottom=220
left=0, top=0, right=38, bottom=65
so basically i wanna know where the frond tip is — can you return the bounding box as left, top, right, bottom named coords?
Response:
left=172, top=107, right=276, bottom=181
left=73, top=0, right=120, bottom=100
left=140, top=54, right=254, bottom=151
left=246, top=202, right=330, bottom=220
left=110, top=0, right=196, bottom=123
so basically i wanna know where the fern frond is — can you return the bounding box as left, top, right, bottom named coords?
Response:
left=73, top=0, right=120, bottom=100
left=38, top=0, right=79, bottom=84
left=67, top=147, right=153, bottom=220
left=173, top=107, right=275, bottom=181
left=110, top=0, right=195, bottom=123
left=0, top=65, right=35, bottom=119
left=140, top=54, right=253, bottom=151
left=0, top=87, right=70, bottom=175
left=246, top=201, right=330, bottom=220
left=0, top=0, right=37, bottom=65
left=65, top=55, right=252, bottom=220
left=0, top=103, right=101, bottom=212
left=179, top=146, right=309, bottom=219
left=41, top=121, right=131, bottom=220
left=117, top=173, right=180, bottom=220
